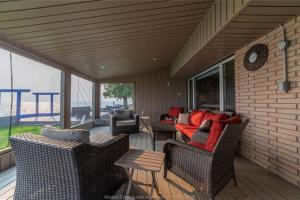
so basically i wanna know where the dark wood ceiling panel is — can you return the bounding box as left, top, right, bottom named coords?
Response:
left=28, top=20, right=199, bottom=48
left=0, top=2, right=207, bottom=31
left=9, top=10, right=202, bottom=41
left=0, top=0, right=94, bottom=12
left=35, top=27, right=194, bottom=54
left=0, top=0, right=213, bottom=79
left=52, top=37, right=187, bottom=61
left=0, top=1, right=157, bottom=21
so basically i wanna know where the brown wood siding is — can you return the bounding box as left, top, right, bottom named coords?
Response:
left=99, top=68, right=186, bottom=122
left=171, top=0, right=300, bottom=79
left=171, top=0, right=249, bottom=76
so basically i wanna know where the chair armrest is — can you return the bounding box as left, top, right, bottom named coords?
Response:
left=160, top=113, right=169, bottom=121
left=191, top=130, right=209, bottom=144
left=163, top=139, right=212, bottom=157
left=132, top=113, right=139, bottom=121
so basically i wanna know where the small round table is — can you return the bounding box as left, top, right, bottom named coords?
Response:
left=140, top=116, right=151, bottom=132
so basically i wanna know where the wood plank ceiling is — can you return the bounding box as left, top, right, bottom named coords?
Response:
left=0, top=0, right=213, bottom=80
left=171, top=0, right=300, bottom=78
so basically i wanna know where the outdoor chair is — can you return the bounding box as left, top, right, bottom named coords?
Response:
left=163, top=119, right=249, bottom=200
left=10, top=133, right=129, bottom=200
left=111, top=109, right=139, bottom=136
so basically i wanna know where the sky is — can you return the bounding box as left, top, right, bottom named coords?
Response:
left=0, top=47, right=92, bottom=103
left=0, top=47, right=61, bottom=102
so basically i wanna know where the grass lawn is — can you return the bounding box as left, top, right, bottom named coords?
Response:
left=0, top=125, right=42, bottom=150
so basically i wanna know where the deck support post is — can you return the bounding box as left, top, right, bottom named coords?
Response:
left=61, top=71, right=71, bottom=129
left=93, top=83, right=100, bottom=120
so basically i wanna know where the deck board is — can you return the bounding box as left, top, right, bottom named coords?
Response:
left=1, top=126, right=300, bottom=200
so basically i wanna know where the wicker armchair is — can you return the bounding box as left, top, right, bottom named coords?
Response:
left=163, top=119, right=249, bottom=200
left=111, top=111, right=139, bottom=136
left=10, top=133, right=129, bottom=200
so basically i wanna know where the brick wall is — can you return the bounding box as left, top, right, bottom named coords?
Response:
left=235, top=16, right=300, bottom=187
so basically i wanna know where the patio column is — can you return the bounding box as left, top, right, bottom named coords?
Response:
left=61, top=71, right=71, bottom=129
left=93, top=83, right=100, bottom=120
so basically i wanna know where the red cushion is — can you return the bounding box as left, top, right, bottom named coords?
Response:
left=160, top=119, right=174, bottom=125
left=182, top=128, right=197, bottom=138
left=190, top=111, right=206, bottom=127
left=205, top=121, right=223, bottom=152
left=188, top=141, right=205, bottom=150
left=202, top=112, right=228, bottom=123
left=220, top=115, right=241, bottom=127
left=168, top=107, right=184, bottom=118
left=175, top=123, right=197, bottom=132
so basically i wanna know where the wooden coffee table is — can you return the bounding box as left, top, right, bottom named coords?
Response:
left=151, top=123, right=177, bottom=151
left=115, top=149, right=165, bottom=199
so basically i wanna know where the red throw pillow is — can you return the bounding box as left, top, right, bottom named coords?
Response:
left=220, top=115, right=242, bottom=127
left=190, top=111, right=206, bottom=127
left=188, top=141, right=206, bottom=150
left=202, top=112, right=228, bottom=122
left=205, top=121, right=223, bottom=152
left=168, top=107, right=184, bottom=118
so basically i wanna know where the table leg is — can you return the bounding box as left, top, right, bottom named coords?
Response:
left=124, top=168, right=135, bottom=196
left=151, top=171, right=160, bottom=196
left=146, top=119, right=151, bottom=132
left=153, top=132, right=156, bottom=151
left=140, top=119, right=144, bottom=131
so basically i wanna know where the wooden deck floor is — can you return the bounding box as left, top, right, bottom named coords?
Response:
left=1, top=126, right=300, bottom=199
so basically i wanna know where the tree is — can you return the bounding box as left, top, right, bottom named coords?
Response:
left=103, top=83, right=133, bottom=109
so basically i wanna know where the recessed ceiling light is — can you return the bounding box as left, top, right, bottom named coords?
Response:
left=152, top=57, right=157, bottom=61
left=100, top=66, right=105, bottom=69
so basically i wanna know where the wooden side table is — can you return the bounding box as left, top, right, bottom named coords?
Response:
left=115, top=149, right=165, bottom=199
left=140, top=116, right=151, bottom=132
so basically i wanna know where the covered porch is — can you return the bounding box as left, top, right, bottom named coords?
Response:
left=1, top=0, right=300, bottom=199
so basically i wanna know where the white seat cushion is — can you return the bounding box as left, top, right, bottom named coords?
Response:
left=116, top=120, right=136, bottom=127
left=41, top=125, right=90, bottom=143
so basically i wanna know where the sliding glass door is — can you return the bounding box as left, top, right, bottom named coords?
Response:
left=187, top=56, right=235, bottom=112
left=195, top=68, right=220, bottom=111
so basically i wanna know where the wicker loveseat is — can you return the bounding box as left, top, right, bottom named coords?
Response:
left=10, top=133, right=129, bottom=200
left=175, top=110, right=233, bottom=142
left=163, top=119, right=249, bottom=200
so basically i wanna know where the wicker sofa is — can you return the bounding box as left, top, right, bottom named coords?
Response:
left=10, top=133, right=129, bottom=200
left=176, top=110, right=233, bottom=142
left=163, top=119, right=249, bottom=200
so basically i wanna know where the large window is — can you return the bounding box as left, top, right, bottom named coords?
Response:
left=99, top=83, right=134, bottom=125
left=188, top=56, right=235, bottom=112
left=71, top=75, right=93, bottom=126
left=0, top=47, right=61, bottom=150
left=195, top=68, right=220, bottom=110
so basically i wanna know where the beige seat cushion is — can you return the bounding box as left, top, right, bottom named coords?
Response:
left=116, top=120, right=136, bottom=127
